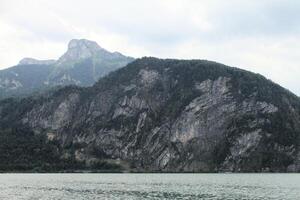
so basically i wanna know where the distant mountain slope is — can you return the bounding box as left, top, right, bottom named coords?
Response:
left=0, top=64, right=53, bottom=98
left=0, top=39, right=134, bottom=99
left=0, top=57, right=299, bottom=172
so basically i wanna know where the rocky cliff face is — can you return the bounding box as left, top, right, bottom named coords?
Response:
left=0, top=39, right=134, bottom=99
left=1, top=57, right=300, bottom=172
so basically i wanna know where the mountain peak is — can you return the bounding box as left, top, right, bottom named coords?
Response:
left=67, top=39, right=104, bottom=52
left=18, top=58, right=56, bottom=65
left=56, top=39, right=108, bottom=66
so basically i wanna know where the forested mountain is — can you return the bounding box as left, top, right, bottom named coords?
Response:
left=0, top=57, right=299, bottom=172
left=0, top=39, right=134, bottom=99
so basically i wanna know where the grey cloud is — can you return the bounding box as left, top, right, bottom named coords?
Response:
left=208, top=0, right=300, bottom=38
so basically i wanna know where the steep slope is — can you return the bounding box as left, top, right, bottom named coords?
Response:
left=0, top=57, right=300, bottom=172
left=0, top=39, right=134, bottom=99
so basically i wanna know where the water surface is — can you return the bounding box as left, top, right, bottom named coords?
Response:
left=0, top=173, right=299, bottom=199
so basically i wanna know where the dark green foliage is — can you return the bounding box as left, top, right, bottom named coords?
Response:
left=0, top=127, right=62, bottom=172
left=89, top=160, right=123, bottom=171
left=0, top=127, right=124, bottom=172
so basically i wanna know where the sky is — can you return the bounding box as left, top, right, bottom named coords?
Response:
left=0, top=0, right=299, bottom=95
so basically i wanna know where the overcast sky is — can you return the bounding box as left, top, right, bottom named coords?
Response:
left=0, top=0, right=299, bottom=95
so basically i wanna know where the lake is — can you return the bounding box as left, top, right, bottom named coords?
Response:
left=0, top=173, right=299, bottom=199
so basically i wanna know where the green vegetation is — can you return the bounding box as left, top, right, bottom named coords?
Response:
left=0, top=127, right=124, bottom=172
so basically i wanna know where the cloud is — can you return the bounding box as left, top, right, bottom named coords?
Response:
left=0, top=0, right=299, bottom=95
left=203, top=0, right=300, bottom=38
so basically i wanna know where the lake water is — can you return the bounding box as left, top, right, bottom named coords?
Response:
left=0, top=174, right=299, bottom=199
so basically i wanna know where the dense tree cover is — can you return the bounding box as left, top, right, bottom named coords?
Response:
left=0, top=126, right=123, bottom=172
left=0, top=127, right=63, bottom=172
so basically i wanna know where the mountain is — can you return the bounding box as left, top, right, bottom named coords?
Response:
left=48, top=39, right=134, bottom=86
left=0, top=39, right=134, bottom=99
left=0, top=57, right=300, bottom=172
